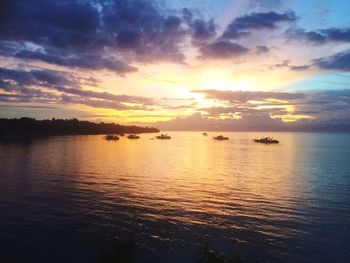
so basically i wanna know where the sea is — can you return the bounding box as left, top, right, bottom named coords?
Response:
left=0, top=132, right=349, bottom=262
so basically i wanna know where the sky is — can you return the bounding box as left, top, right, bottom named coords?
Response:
left=1, top=0, right=350, bottom=131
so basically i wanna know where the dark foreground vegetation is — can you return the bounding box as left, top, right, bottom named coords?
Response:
left=97, top=240, right=244, bottom=263
left=0, top=118, right=159, bottom=138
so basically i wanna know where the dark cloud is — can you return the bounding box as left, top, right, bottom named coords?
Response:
left=256, top=45, right=270, bottom=54
left=0, top=88, right=60, bottom=103
left=222, top=11, right=296, bottom=39
left=117, top=30, right=142, bottom=49
left=192, top=90, right=305, bottom=103
left=0, top=0, right=217, bottom=70
left=0, top=0, right=100, bottom=50
left=190, top=19, right=217, bottom=43
left=313, top=50, right=350, bottom=71
left=321, top=28, right=350, bottom=42
left=0, top=43, right=137, bottom=74
left=289, top=65, right=311, bottom=71
left=0, top=67, right=153, bottom=109
left=0, top=104, right=57, bottom=109
left=271, top=59, right=290, bottom=69
left=199, top=41, right=249, bottom=59
left=286, top=28, right=326, bottom=44
left=0, top=67, right=77, bottom=89
left=294, top=90, right=350, bottom=124
left=0, top=67, right=83, bottom=88
left=269, top=59, right=311, bottom=71
left=286, top=27, right=350, bottom=45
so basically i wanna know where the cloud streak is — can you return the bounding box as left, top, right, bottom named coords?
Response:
left=0, top=67, right=153, bottom=110
left=192, top=90, right=305, bottom=103
left=222, top=11, right=296, bottom=39
left=286, top=27, right=350, bottom=45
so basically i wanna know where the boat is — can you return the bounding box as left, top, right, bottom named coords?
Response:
left=127, top=134, right=140, bottom=139
left=202, top=132, right=208, bottom=136
left=156, top=134, right=171, bottom=140
left=104, top=134, right=119, bottom=141
left=214, top=135, right=229, bottom=140
left=254, top=137, right=279, bottom=144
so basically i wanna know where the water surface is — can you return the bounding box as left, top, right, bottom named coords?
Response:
left=0, top=132, right=349, bottom=262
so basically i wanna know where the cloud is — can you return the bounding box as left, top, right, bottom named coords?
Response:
left=60, top=95, right=146, bottom=111
left=0, top=67, right=77, bottom=88
left=199, top=41, right=249, bottom=59
left=286, top=27, right=350, bottom=45
left=285, top=28, right=326, bottom=44
left=0, top=0, right=219, bottom=70
left=222, top=11, right=296, bottom=39
left=0, top=67, right=153, bottom=109
left=249, top=0, right=282, bottom=9
left=0, top=43, right=137, bottom=74
left=289, top=65, right=311, bottom=71
left=313, top=50, right=350, bottom=71
left=321, top=28, right=350, bottom=42
left=154, top=89, right=350, bottom=131
left=192, top=90, right=305, bottom=103
left=181, top=89, right=350, bottom=130
left=256, top=45, right=270, bottom=54
left=198, top=106, right=288, bottom=116
left=190, top=19, right=217, bottom=43
left=153, top=112, right=286, bottom=131
left=269, top=59, right=311, bottom=71
left=154, top=110, right=350, bottom=132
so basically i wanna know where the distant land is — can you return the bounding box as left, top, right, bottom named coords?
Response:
left=0, top=118, right=159, bottom=138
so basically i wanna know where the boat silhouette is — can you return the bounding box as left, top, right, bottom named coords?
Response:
left=127, top=134, right=140, bottom=139
left=104, top=134, right=119, bottom=141
left=214, top=135, right=229, bottom=140
left=156, top=134, right=171, bottom=140
left=254, top=137, right=279, bottom=144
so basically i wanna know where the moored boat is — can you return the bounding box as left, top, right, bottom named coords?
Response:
left=127, top=134, right=140, bottom=139
left=254, top=137, right=279, bottom=144
left=104, top=134, right=119, bottom=141
left=214, top=135, right=229, bottom=140
left=156, top=134, right=171, bottom=140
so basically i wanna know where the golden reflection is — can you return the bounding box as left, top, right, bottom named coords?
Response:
left=47, top=132, right=306, bottom=229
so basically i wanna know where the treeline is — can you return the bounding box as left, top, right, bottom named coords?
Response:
left=0, top=118, right=159, bottom=137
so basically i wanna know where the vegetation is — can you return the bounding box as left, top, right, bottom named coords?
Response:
left=96, top=239, right=134, bottom=263
left=96, top=241, right=245, bottom=263
left=198, top=244, right=244, bottom=263
left=0, top=118, right=159, bottom=137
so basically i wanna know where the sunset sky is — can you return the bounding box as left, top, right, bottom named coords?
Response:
left=1, top=0, right=350, bottom=130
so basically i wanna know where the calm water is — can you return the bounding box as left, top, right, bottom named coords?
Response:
left=0, top=132, right=349, bottom=262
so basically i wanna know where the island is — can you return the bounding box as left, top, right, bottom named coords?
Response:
left=0, top=118, right=159, bottom=138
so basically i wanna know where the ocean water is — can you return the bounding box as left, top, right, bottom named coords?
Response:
left=0, top=132, right=349, bottom=262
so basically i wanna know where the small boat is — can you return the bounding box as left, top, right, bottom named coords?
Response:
left=214, top=135, right=229, bottom=140
left=104, top=134, right=119, bottom=141
left=202, top=132, right=208, bottom=136
left=127, top=134, right=140, bottom=139
left=254, top=137, right=279, bottom=144
left=156, top=134, right=171, bottom=140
